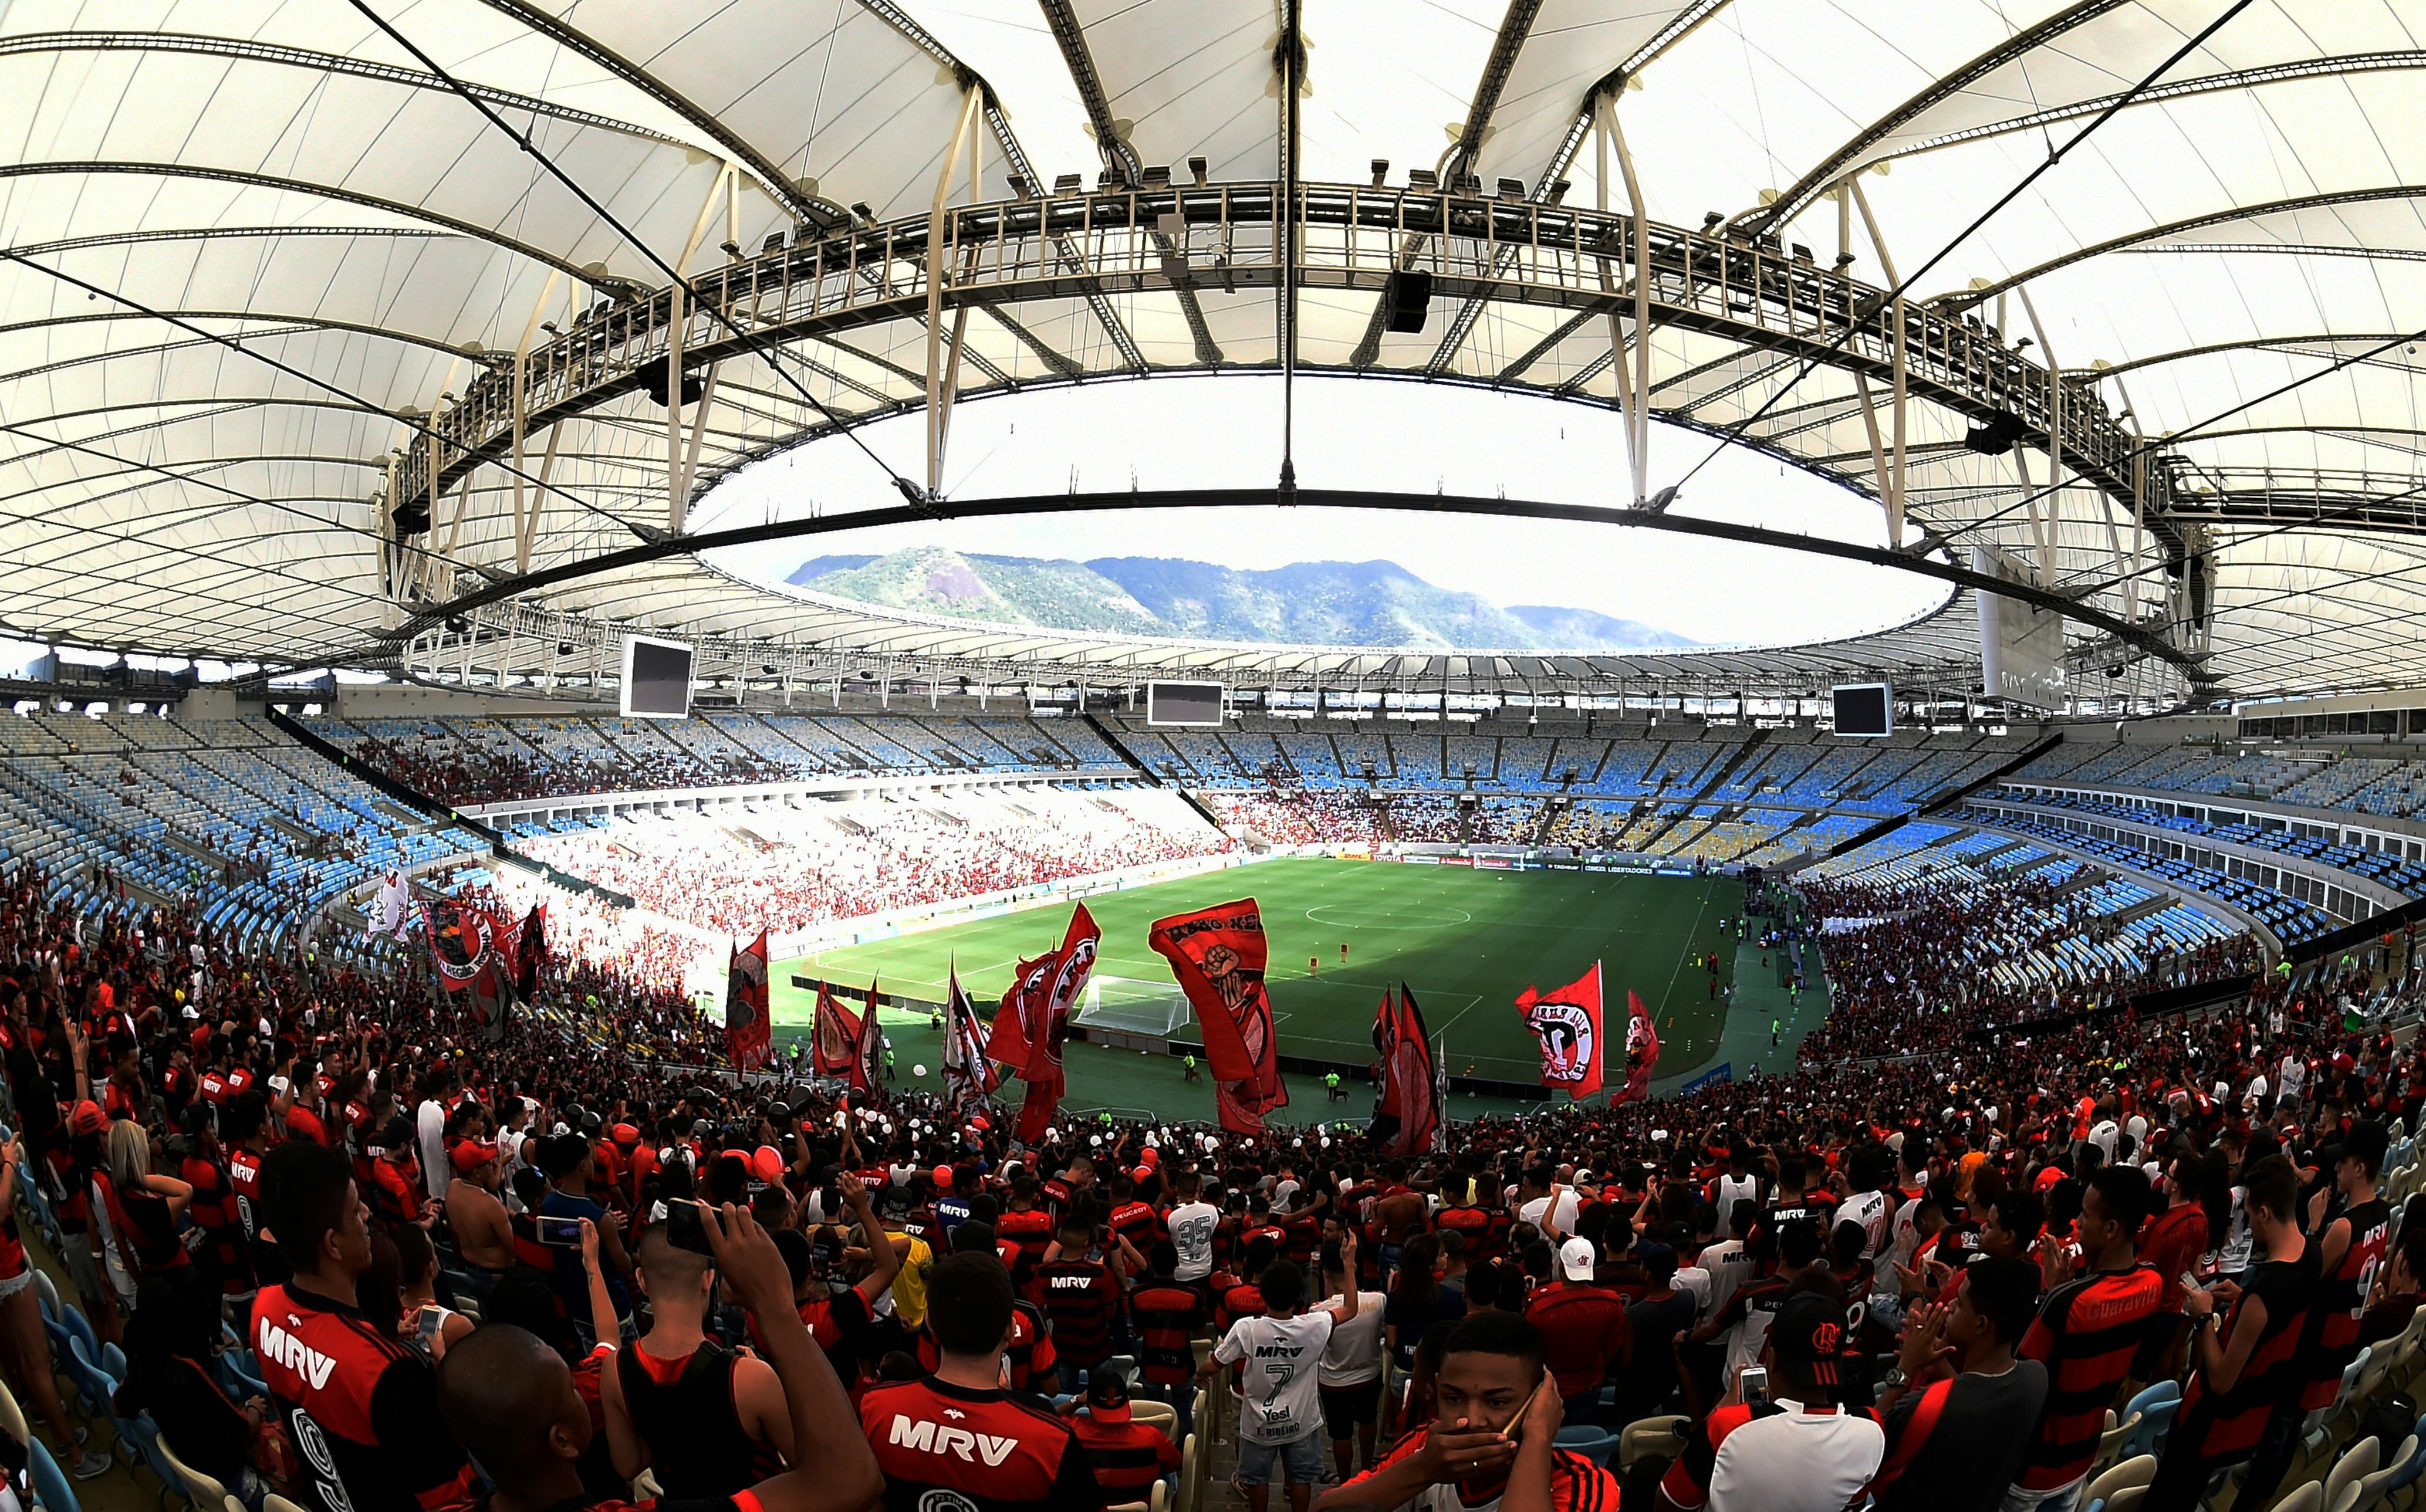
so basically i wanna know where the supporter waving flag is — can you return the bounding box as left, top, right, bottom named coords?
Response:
left=1370, top=985, right=1440, bottom=1159
left=1620, top=988, right=1659, bottom=1104
left=941, top=961, right=997, bottom=1114
left=725, top=928, right=772, bottom=1070
left=1516, top=961, right=1604, bottom=1101
left=1149, top=899, right=1287, bottom=1134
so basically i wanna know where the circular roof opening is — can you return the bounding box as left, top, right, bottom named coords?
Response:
left=701, top=376, right=1948, bottom=654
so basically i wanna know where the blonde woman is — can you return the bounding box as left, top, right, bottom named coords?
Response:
left=94, top=1119, right=193, bottom=1292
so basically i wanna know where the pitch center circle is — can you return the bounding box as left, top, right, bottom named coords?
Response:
left=1305, top=904, right=1474, bottom=929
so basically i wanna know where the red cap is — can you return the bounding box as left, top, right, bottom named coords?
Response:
left=1139, top=1147, right=1160, bottom=1167
left=450, top=1141, right=496, bottom=1175
left=749, top=1146, right=785, bottom=1183
left=610, top=1123, right=640, bottom=1145
left=67, top=1101, right=106, bottom=1137
left=1133, top=1166, right=1153, bottom=1185
left=932, top=1165, right=955, bottom=1189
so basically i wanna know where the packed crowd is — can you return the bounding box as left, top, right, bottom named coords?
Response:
left=9, top=841, right=2426, bottom=1512
left=1197, top=791, right=1387, bottom=848
left=1793, top=877, right=2271, bottom=1064
left=344, top=729, right=774, bottom=805
left=519, top=791, right=1234, bottom=939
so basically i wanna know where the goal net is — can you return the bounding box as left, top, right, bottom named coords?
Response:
left=1073, top=975, right=1194, bottom=1039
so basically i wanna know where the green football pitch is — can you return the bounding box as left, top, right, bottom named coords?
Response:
left=765, top=857, right=1827, bottom=1124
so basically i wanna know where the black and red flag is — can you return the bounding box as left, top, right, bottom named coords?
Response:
left=1149, top=899, right=1287, bottom=1135
left=425, top=898, right=501, bottom=995
left=512, top=903, right=548, bottom=999
left=989, top=904, right=1101, bottom=1142
left=857, top=979, right=887, bottom=1100
left=1515, top=960, right=1604, bottom=1101
left=1619, top=989, right=1659, bottom=1104
left=725, top=928, right=772, bottom=1071
left=1369, top=983, right=1440, bottom=1159
left=941, top=960, right=998, bottom=1115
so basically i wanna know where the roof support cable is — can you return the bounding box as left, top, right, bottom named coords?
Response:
left=1661, top=0, right=2256, bottom=499
left=345, top=0, right=927, bottom=514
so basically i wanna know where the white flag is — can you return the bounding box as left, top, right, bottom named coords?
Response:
left=369, top=871, right=410, bottom=939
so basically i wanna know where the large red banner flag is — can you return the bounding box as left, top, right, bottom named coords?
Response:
left=994, top=904, right=1102, bottom=1143
left=1620, top=989, right=1658, bottom=1104
left=725, top=929, right=772, bottom=1070
left=1515, top=960, right=1604, bottom=1101
left=1149, top=899, right=1288, bottom=1134
left=812, top=980, right=862, bottom=1080
left=1371, top=984, right=1440, bottom=1159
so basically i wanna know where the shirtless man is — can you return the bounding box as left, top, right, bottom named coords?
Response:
left=442, top=1139, right=517, bottom=1301
left=1371, top=1160, right=1431, bottom=1278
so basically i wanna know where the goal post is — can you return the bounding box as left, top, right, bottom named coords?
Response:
left=1072, top=975, right=1194, bottom=1052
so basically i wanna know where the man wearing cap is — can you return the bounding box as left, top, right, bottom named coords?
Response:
left=441, top=1138, right=515, bottom=1303
left=1658, top=1291, right=1884, bottom=1512
left=1068, top=1372, right=1181, bottom=1500
left=1525, top=1236, right=1631, bottom=1427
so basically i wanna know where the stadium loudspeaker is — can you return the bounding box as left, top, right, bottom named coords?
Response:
left=1384, top=268, right=1432, bottom=333
left=634, top=355, right=705, bottom=408
left=1963, top=412, right=2027, bottom=456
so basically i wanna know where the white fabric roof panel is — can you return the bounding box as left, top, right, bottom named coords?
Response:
left=0, top=0, right=2422, bottom=703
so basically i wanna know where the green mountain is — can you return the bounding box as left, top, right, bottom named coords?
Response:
left=783, top=550, right=1696, bottom=651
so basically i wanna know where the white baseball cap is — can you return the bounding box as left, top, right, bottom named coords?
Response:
left=1557, top=1236, right=1597, bottom=1280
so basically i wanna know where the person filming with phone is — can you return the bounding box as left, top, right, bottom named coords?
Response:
left=599, top=1199, right=799, bottom=1497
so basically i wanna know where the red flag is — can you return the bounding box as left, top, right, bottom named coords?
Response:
left=1015, top=1077, right=1060, bottom=1144
left=812, top=979, right=862, bottom=1080
left=1516, top=961, right=1604, bottom=1100
left=1149, top=899, right=1288, bottom=1134
left=1619, top=990, right=1659, bottom=1104
left=986, top=955, right=1046, bottom=1071
left=1370, top=985, right=1440, bottom=1159
left=724, top=929, right=772, bottom=1070
left=986, top=904, right=1102, bottom=1083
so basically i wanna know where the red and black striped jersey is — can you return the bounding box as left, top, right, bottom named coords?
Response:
left=1109, top=1200, right=1160, bottom=1254
left=251, top=1284, right=472, bottom=1512
left=1351, top=1425, right=1619, bottom=1512
left=2177, top=1249, right=2319, bottom=1460
left=1069, top=1412, right=1179, bottom=1496
left=1434, top=1206, right=1496, bottom=1261
left=996, top=1209, right=1055, bottom=1294
left=2016, top=1263, right=2165, bottom=1489
left=1037, top=1258, right=1121, bottom=1367
left=1128, top=1280, right=1208, bottom=1386
left=2300, top=1198, right=2391, bottom=1410
left=860, top=1375, right=1104, bottom=1512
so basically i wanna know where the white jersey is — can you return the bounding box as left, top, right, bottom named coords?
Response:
left=1166, top=1200, right=1219, bottom=1283
left=1214, top=1312, right=1335, bottom=1445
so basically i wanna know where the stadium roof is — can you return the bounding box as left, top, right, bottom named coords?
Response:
left=5, top=1, right=2425, bottom=705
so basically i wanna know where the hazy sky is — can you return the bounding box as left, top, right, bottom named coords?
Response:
left=700, top=375, right=1946, bottom=648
